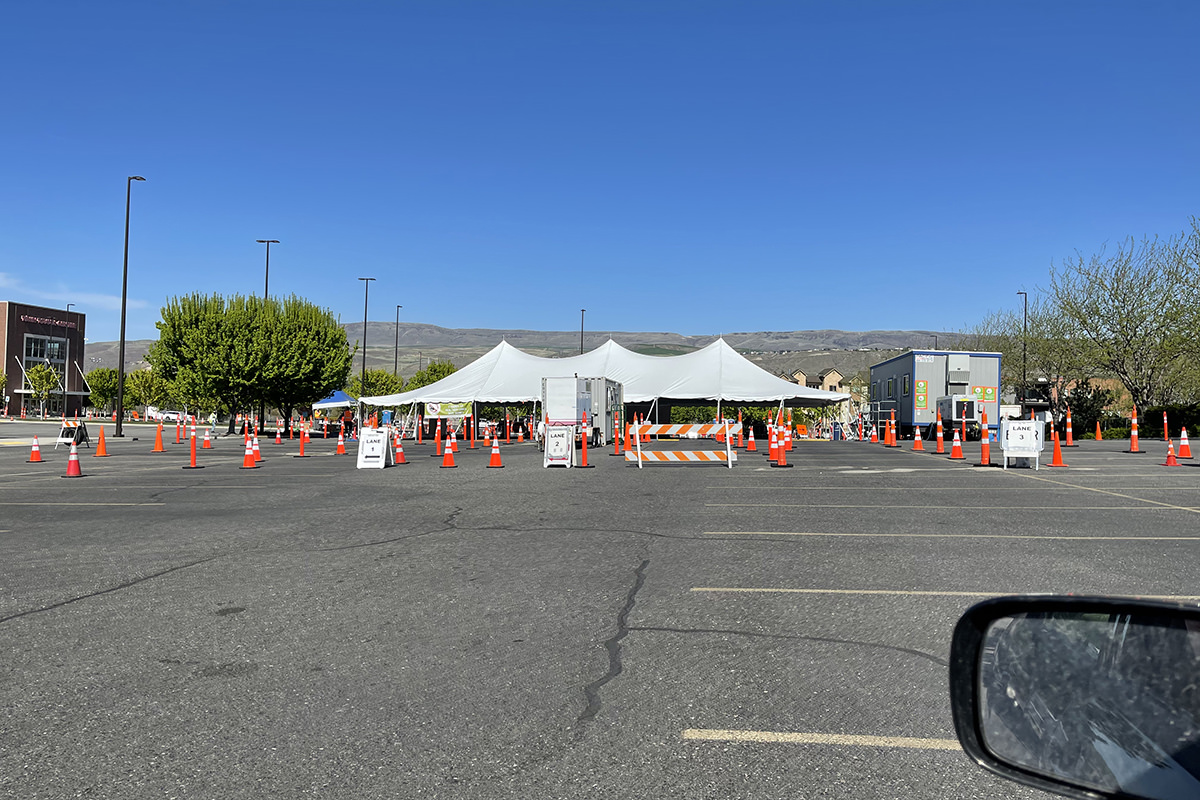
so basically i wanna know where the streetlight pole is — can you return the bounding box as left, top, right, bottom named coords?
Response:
left=115, top=175, right=145, bottom=437
left=256, top=240, right=279, bottom=427
left=358, top=277, right=375, bottom=396
left=63, top=303, right=73, bottom=416
left=1016, top=291, right=1028, bottom=407
left=394, top=304, right=402, bottom=375
left=580, top=309, right=586, bottom=354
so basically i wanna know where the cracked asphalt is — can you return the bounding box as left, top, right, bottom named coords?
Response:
left=2, top=419, right=1199, bottom=799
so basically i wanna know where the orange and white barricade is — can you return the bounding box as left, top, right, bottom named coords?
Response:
left=626, top=422, right=737, bottom=469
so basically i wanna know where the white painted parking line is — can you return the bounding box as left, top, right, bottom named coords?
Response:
left=690, top=588, right=1200, bottom=601
left=704, top=531, right=1200, bottom=540
left=682, top=729, right=960, bottom=750
left=705, top=503, right=1197, bottom=510
left=0, top=502, right=165, bottom=507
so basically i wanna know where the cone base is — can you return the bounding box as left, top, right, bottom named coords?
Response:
left=1124, top=450, right=1148, bottom=454
left=1062, top=444, right=1079, bottom=448
left=27, top=459, right=43, bottom=464
left=182, top=465, right=206, bottom=470
left=1047, top=463, right=1068, bottom=468
left=576, top=465, right=595, bottom=469
left=239, top=465, right=259, bottom=469
left=61, top=474, right=84, bottom=478
left=769, top=463, right=794, bottom=468
left=487, top=465, right=505, bottom=469
left=439, top=465, right=458, bottom=469
left=292, top=455, right=311, bottom=458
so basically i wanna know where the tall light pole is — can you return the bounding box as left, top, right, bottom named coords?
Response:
left=255, top=240, right=279, bottom=426
left=115, top=175, right=145, bottom=437
left=1016, top=291, right=1028, bottom=407
left=394, top=304, right=402, bottom=375
left=62, top=303, right=74, bottom=416
left=580, top=308, right=586, bottom=354
left=358, top=277, right=375, bottom=396
left=256, top=239, right=279, bottom=298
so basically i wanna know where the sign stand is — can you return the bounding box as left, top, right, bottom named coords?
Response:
left=356, top=427, right=393, bottom=469
left=55, top=420, right=90, bottom=449
left=1000, top=418, right=1044, bottom=470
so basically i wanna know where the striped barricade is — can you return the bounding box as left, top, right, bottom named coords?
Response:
left=626, top=422, right=737, bottom=468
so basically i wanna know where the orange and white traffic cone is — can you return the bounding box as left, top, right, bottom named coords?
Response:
left=768, top=425, right=779, bottom=462
left=239, top=436, right=258, bottom=469
left=1163, top=440, right=1180, bottom=467
left=1048, top=429, right=1068, bottom=467
left=746, top=426, right=757, bottom=452
left=394, top=434, right=408, bottom=465
left=451, top=429, right=459, bottom=453
left=153, top=423, right=166, bottom=453
left=949, top=429, right=965, bottom=460
left=440, top=433, right=458, bottom=468
left=1126, top=406, right=1142, bottom=453
left=202, top=428, right=212, bottom=449
left=95, top=426, right=110, bottom=457
left=977, top=410, right=991, bottom=466
left=1064, top=408, right=1077, bottom=447
left=275, top=426, right=282, bottom=445
left=487, top=436, right=504, bottom=468
left=912, top=423, right=924, bottom=452
left=28, top=436, right=43, bottom=463
left=182, top=432, right=203, bottom=470
left=1179, top=428, right=1193, bottom=459
left=935, top=411, right=945, bottom=454
left=252, top=434, right=262, bottom=462
left=484, top=425, right=492, bottom=447
left=869, top=424, right=878, bottom=444
left=517, top=426, right=524, bottom=443
left=64, top=442, right=83, bottom=478
left=336, top=429, right=346, bottom=455
left=783, top=423, right=792, bottom=451
left=1164, top=412, right=1170, bottom=442
left=737, top=411, right=744, bottom=448
left=770, top=432, right=792, bottom=468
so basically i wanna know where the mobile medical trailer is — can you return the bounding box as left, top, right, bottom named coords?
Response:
left=868, top=350, right=1002, bottom=439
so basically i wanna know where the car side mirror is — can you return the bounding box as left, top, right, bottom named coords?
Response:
left=949, top=596, right=1200, bottom=799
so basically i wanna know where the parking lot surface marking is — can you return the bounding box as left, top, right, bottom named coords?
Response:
left=1020, top=473, right=1200, bottom=514
left=706, top=503, right=1195, bottom=510
left=690, top=588, right=1200, bottom=600
left=682, top=729, right=961, bottom=749
left=704, top=531, right=1200, bottom=540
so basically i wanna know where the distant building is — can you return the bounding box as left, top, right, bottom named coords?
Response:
left=0, top=301, right=88, bottom=417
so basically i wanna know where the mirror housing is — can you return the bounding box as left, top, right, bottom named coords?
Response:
left=950, top=595, right=1200, bottom=800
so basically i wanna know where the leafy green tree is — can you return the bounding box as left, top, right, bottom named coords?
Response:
left=25, top=363, right=59, bottom=417
left=262, top=296, right=353, bottom=432
left=1062, top=381, right=1113, bottom=437
left=126, top=368, right=172, bottom=412
left=404, top=360, right=457, bottom=391
left=1049, top=222, right=1200, bottom=408
left=85, top=367, right=120, bottom=411
left=347, top=368, right=404, bottom=400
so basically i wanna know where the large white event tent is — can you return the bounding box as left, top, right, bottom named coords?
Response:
left=360, top=338, right=849, bottom=408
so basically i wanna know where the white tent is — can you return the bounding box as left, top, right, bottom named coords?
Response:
left=360, top=339, right=849, bottom=406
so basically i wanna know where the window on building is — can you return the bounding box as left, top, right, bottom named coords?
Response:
left=887, top=378, right=894, bottom=398
left=902, top=374, right=910, bottom=396
left=47, top=340, right=64, bottom=361
left=25, top=337, right=46, bottom=360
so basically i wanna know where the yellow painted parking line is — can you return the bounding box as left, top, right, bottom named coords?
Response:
left=682, top=729, right=960, bottom=750
left=1020, top=473, right=1200, bottom=514
left=690, top=588, right=1200, bottom=601
left=705, top=503, right=1196, bottom=510
left=704, top=531, right=1200, bottom=540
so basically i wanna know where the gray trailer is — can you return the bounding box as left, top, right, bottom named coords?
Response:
left=868, top=350, right=1002, bottom=439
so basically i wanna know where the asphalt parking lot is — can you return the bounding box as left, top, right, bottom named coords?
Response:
left=3, top=418, right=1198, bottom=799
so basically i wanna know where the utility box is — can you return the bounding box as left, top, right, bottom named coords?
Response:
left=869, top=350, right=1001, bottom=439
left=542, top=377, right=591, bottom=426
left=541, top=376, right=622, bottom=447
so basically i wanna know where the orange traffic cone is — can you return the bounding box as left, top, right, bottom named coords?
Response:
left=768, top=425, right=779, bottom=461
left=869, top=424, right=878, bottom=444
left=1180, top=428, right=1193, bottom=459
left=94, top=426, right=110, bottom=457
left=487, top=437, right=504, bottom=468
left=737, top=411, right=744, bottom=448
left=484, top=426, right=492, bottom=447
left=1163, top=440, right=1180, bottom=467
left=518, top=427, right=524, bottom=443
left=1063, top=408, right=1077, bottom=447
left=239, top=436, right=258, bottom=469
left=336, top=429, right=346, bottom=455
left=394, top=434, right=408, bottom=465
left=64, top=442, right=83, bottom=478
left=1095, top=421, right=1103, bottom=441
left=1126, top=407, right=1142, bottom=453
left=440, top=433, right=458, bottom=468
left=949, top=429, right=965, bottom=460
left=770, top=432, right=792, bottom=468
left=252, top=434, right=262, bottom=462
left=783, top=423, right=792, bottom=451
left=1048, top=430, right=1068, bottom=467
left=912, top=424, right=924, bottom=452
left=182, top=432, right=203, bottom=470
left=202, top=428, right=212, bottom=449
left=294, top=430, right=310, bottom=458
left=153, top=423, right=166, bottom=453
left=977, top=410, right=991, bottom=467
left=935, top=412, right=945, bottom=454
left=28, top=436, right=43, bottom=463
left=451, top=429, right=459, bottom=453
left=746, top=426, right=757, bottom=452
left=275, top=427, right=282, bottom=445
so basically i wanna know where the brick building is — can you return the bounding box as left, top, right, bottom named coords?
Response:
left=0, top=301, right=88, bottom=417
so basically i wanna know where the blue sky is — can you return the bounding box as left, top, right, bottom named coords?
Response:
left=2, top=1, right=1197, bottom=343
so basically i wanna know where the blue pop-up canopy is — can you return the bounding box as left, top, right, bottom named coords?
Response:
left=312, top=390, right=354, bottom=409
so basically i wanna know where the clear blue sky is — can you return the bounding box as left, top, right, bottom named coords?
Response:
left=2, top=1, right=1196, bottom=343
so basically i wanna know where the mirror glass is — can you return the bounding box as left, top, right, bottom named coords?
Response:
left=978, top=612, right=1200, bottom=799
